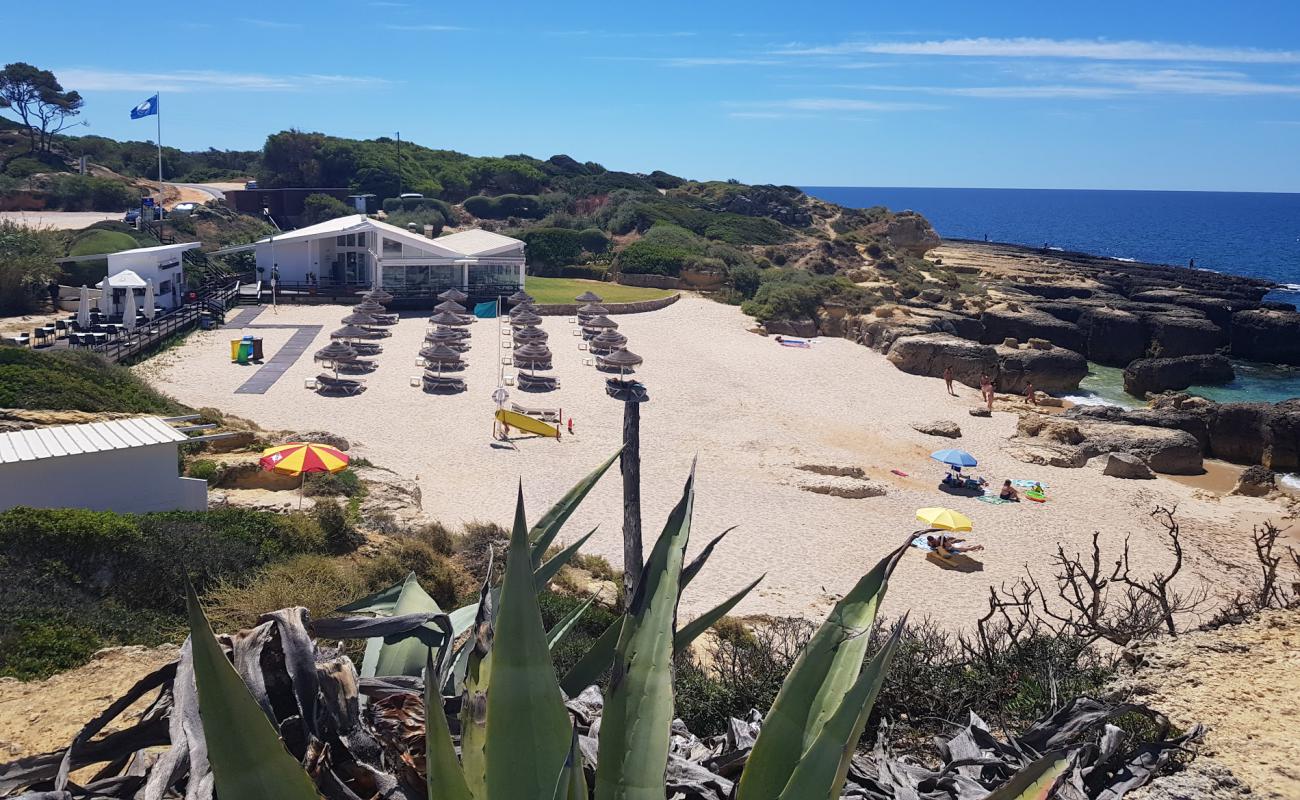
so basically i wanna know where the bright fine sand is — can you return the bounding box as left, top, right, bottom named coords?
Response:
left=141, top=297, right=1296, bottom=627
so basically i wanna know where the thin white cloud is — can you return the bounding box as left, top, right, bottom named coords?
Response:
left=729, top=98, right=942, bottom=114
left=778, top=37, right=1300, bottom=64
left=58, top=68, right=391, bottom=93
left=849, top=83, right=1131, bottom=99
left=384, top=24, right=467, bottom=31
left=833, top=66, right=1300, bottom=99
left=239, top=17, right=301, bottom=29
left=665, top=57, right=780, bottom=67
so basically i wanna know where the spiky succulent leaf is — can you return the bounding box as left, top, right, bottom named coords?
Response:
left=560, top=614, right=623, bottom=697
left=425, top=651, right=472, bottom=800
left=364, top=573, right=446, bottom=679
left=530, top=449, right=621, bottom=567
left=595, top=463, right=696, bottom=800
left=680, top=526, right=736, bottom=591
left=552, top=724, right=590, bottom=800
left=736, top=541, right=908, bottom=800
left=984, top=752, right=1072, bottom=800
left=483, top=484, right=573, bottom=799
left=183, top=581, right=319, bottom=800
left=775, top=621, right=906, bottom=800
left=535, top=528, right=598, bottom=588
left=548, top=596, right=597, bottom=650
left=459, top=554, right=496, bottom=797
left=336, top=577, right=405, bottom=614
left=673, top=575, right=763, bottom=655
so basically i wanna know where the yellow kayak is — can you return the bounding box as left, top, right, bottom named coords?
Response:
left=495, top=408, right=559, bottom=438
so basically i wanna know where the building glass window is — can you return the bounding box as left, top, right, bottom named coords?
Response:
left=382, top=237, right=402, bottom=255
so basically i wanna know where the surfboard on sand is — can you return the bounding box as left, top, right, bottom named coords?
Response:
left=495, top=408, right=560, bottom=438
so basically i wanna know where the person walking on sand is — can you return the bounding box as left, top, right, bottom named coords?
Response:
left=943, top=366, right=957, bottom=396
left=980, top=373, right=994, bottom=412
left=567, top=417, right=574, bottom=435
left=1024, top=381, right=1038, bottom=406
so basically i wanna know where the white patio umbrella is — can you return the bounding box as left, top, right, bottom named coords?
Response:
left=143, top=279, right=156, bottom=321
left=77, top=286, right=91, bottom=329
left=123, top=288, right=137, bottom=332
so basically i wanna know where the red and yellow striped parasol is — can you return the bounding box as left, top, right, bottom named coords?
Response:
left=260, top=442, right=350, bottom=508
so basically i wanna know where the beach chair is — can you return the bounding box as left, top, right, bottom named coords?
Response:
left=422, top=373, right=467, bottom=393
left=314, top=374, right=366, bottom=396
left=517, top=373, right=560, bottom=392
left=511, top=402, right=561, bottom=422
left=351, top=342, right=383, bottom=356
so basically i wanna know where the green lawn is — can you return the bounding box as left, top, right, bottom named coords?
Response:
left=67, top=229, right=139, bottom=258
left=524, top=276, right=672, bottom=305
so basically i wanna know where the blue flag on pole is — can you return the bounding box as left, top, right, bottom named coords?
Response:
left=473, top=301, right=498, bottom=319
left=130, top=95, right=159, bottom=119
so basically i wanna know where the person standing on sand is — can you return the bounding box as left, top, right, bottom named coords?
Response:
left=1024, top=381, right=1038, bottom=406
left=980, top=373, right=994, bottom=411
left=943, top=366, right=957, bottom=396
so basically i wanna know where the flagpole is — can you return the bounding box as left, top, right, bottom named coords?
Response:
left=155, top=93, right=163, bottom=206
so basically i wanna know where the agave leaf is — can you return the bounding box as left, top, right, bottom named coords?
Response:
left=736, top=539, right=909, bottom=800
left=530, top=449, right=621, bottom=568
left=548, top=596, right=597, bottom=651
left=459, top=551, right=496, bottom=797
left=183, top=581, right=319, bottom=800
left=364, top=573, right=447, bottom=679
left=425, top=651, right=472, bottom=800
left=984, top=752, right=1072, bottom=800
left=335, top=577, right=405, bottom=614
left=673, top=574, right=764, bottom=655
left=552, top=723, right=590, bottom=800
left=559, top=614, right=623, bottom=697
left=775, top=620, right=906, bottom=800
left=595, top=462, right=696, bottom=800
left=483, top=484, right=573, bottom=799
left=535, top=527, right=598, bottom=588
left=680, top=526, right=737, bottom=591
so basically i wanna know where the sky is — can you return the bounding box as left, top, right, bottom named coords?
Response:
left=7, top=0, right=1300, bottom=192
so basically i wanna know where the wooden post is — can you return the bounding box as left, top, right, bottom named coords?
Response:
left=621, top=399, right=642, bottom=609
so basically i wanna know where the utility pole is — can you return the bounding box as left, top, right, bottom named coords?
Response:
left=395, top=131, right=402, bottom=197
left=603, top=347, right=647, bottom=608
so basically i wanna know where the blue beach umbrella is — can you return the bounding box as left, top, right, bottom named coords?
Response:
left=931, top=449, right=978, bottom=468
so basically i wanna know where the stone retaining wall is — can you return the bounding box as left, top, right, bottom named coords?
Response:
left=536, top=293, right=681, bottom=316
left=616, top=273, right=684, bottom=290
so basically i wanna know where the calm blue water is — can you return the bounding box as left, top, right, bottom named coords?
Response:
left=803, top=186, right=1300, bottom=404
left=802, top=187, right=1300, bottom=298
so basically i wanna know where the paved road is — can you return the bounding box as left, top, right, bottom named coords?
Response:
left=0, top=211, right=120, bottom=230
left=169, top=182, right=227, bottom=201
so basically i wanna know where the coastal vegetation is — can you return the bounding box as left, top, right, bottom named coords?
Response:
left=0, top=348, right=190, bottom=413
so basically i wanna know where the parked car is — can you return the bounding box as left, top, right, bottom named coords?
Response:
left=244, top=180, right=259, bottom=189
left=123, top=207, right=162, bottom=224
left=170, top=202, right=199, bottom=215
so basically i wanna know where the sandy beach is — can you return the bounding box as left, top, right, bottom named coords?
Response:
left=141, top=297, right=1295, bottom=625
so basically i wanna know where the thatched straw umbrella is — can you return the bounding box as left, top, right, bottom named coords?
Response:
left=419, top=343, right=465, bottom=371
left=365, top=288, right=393, bottom=304
left=512, top=325, right=548, bottom=344
left=601, top=346, right=642, bottom=378
left=577, top=302, right=608, bottom=319
left=429, top=311, right=470, bottom=327
left=341, top=311, right=378, bottom=326
left=438, top=288, right=468, bottom=303
left=507, top=290, right=534, bottom=307
left=355, top=299, right=387, bottom=314
left=512, top=342, right=553, bottom=373
left=434, top=299, right=467, bottom=315
left=574, top=290, right=603, bottom=303
left=582, top=314, right=618, bottom=332
left=509, top=309, right=543, bottom=328
left=314, top=341, right=357, bottom=377
left=589, top=328, right=627, bottom=353
left=332, top=324, right=382, bottom=340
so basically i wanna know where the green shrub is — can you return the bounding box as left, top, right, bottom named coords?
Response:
left=314, top=498, right=363, bottom=554
left=46, top=175, right=135, bottom=211
left=521, top=227, right=584, bottom=276
left=0, top=619, right=103, bottom=681
left=301, top=193, right=353, bottom=224
left=572, top=553, right=621, bottom=582
left=463, top=193, right=544, bottom=220
left=409, top=521, right=457, bottom=556
left=187, top=459, right=222, bottom=484
left=578, top=227, right=610, bottom=253
left=304, top=467, right=363, bottom=497
left=0, top=348, right=191, bottom=413
left=739, top=269, right=878, bottom=322
left=538, top=590, right=621, bottom=679
left=727, top=264, right=762, bottom=299
left=3, top=156, right=54, bottom=178
left=0, top=219, right=60, bottom=313
left=357, top=539, right=475, bottom=608
left=205, top=554, right=367, bottom=632
left=385, top=209, right=444, bottom=235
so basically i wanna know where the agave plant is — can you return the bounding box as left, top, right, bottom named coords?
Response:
left=2, top=453, right=1095, bottom=800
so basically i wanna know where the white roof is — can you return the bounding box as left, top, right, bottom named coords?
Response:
left=216, top=215, right=524, bottom=259
left=97, top=269, right=148, bottom=289
left=0, top=416, right=188, bottom=465
left=108, top=242, right=202, bottom=258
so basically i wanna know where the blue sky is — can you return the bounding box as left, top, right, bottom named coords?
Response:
left=8, top=1, right=1300, bottom=191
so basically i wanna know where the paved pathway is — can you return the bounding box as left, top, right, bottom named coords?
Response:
left=234, top=325, right=323, bottom=394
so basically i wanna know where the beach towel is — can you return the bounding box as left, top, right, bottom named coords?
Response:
left=891, top=469, right=909, bottom=477
left=977, top=495, right=1013, bottom=505
left=1012, top=479, right=1049, bottom=490
left=779, top=338, right=812, bottom=348
left=910, top=534, right=937, bottom=552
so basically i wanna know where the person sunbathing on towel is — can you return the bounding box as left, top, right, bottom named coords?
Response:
left=926, top=533, right=985, bottom=556
left=999, top=480, right=1020, bottom=502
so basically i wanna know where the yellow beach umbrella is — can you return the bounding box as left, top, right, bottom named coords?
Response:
left=260, top=442, right=350, bottom=508
left=915, top=507, right=973, bottom=532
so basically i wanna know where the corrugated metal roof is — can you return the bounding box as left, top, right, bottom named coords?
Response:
left=0, top=417, right=188, bottom=465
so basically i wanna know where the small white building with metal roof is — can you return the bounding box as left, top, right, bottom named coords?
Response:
left=211, top=215, right=526, bottom=298
left=0, top=417, right=207, bottom=514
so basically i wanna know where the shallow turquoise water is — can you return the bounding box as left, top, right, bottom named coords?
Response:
left=1065, top=361, right=1300, bottom=407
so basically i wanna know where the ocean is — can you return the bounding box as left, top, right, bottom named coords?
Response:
left=802, top=186, right=1300, bottom=406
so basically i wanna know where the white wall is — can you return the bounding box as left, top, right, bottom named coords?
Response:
left=0, top=444, right=207, bottom=513
left=107, top=251, right=187, bottom=310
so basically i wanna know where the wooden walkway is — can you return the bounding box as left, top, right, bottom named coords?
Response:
left=233, top=325, right=323, bottom=395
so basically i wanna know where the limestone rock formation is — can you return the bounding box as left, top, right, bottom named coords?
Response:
left=968, top=407, right=991, bottom=417
left=994, top=342, right=1088, bottom=393
left=911, top=420, right=961, bottom=438
left=1122, top=354, right=1234, bottom=398
left=1016, top=414, right=1202, bottom=474
left=883, top=210, right=940, bottom=256
left=886, top=334, right=998, bottom=388
left=1101, top=452, right=1154, bottom=479
left=274, top=430, right=351, bottom=450
left=1230, top=464, right=1276, bottom=497
left=1230, top=309, right=1300, bottom=365
left=1146, top=311, right=1225, bottom=358
left=763, top=318, right=819, bottom=338
left=980, top=304, right=1087, bottom=354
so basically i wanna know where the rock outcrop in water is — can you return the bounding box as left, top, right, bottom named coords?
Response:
left=1123, top=354, right=1234, bottom=398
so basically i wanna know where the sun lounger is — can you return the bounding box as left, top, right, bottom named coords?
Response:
left=336, top=359, right=377, bottom=374
left=517, top=373, right=560, bottom=392
left=350, top=342, right=383, bottom=356
left=511, top=402, right=561, bottom=422
left=422, top=373, right=467, bottom=393
left=314, top=374, right=366, bottom=396
left=595, top=355, right=633, bottom=373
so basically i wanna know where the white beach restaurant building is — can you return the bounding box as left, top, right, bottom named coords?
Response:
left=214, top=215, right=527, bottom=298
